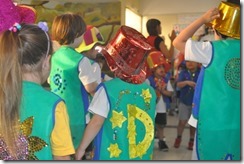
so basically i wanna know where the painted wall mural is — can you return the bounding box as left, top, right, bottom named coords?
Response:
left=25, top=1, right=121, bottom=44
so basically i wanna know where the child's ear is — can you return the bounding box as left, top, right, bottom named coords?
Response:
left=42, top=55, right=51, bottom=70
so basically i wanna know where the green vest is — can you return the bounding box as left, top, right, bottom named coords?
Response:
left=49, top=46, right=88, bottom=149
left=20, top=81, right=62, bottom=160
left=94, top=78, right=156, bottom=160
left=197, top=40, right=240, bottom=160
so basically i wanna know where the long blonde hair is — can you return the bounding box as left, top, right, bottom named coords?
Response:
left=0, top=31, right=22, bottom=157
left=0, top=23, right=52, bottom=158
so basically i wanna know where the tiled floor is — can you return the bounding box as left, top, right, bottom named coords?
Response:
left=152, top=112, right=193, bottom=161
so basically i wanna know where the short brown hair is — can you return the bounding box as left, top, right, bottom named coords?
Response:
left=51, top=13, right=86, bottom=45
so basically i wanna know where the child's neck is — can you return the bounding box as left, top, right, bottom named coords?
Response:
left=22, top=72, right=42, bottom=85
left=64, top=43, right=76, bottom=49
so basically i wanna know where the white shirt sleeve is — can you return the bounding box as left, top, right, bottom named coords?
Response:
left=185, top=39, right=212, bottom=67
left=166, top=80, right=174, bottom=92
left=92, top=62, right=102, bottom=84
left=188, top=114, right=197, bottom=127
left=89, top=86, right=110, bottom=118
left=78, top=57, right=97, bottom=85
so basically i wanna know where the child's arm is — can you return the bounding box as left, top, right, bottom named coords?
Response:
left=160, top=81, right=173, bottom=97
left=75, top=114, right=105, bottom=160
left=173, top=7, right=220, bottom=53
left=159, top=30, right=176, bottom=60
left=161, top=89, right=173, bottom=97
left=177, top=80, right=196, bottom=89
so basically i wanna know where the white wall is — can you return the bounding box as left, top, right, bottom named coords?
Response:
left=140, top=0, right=223, bottom=48
left=139, top=0, right=223, bottom=15
left=125, top=8, right=142, bottom=32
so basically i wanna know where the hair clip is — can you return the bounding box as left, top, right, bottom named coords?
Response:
left=37, top=21, right=50, bottom=57
left=37, top=22, right=49, bottom=32
left=9, top=23, right=21, bottom=32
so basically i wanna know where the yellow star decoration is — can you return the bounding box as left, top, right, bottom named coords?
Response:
left=140, top=89, right=152, bottom=103
left=21, top=116, right=48, bottom=160
left=110, top=110, right=127, bottom=129
left=107, top=143, right=122, bottom=158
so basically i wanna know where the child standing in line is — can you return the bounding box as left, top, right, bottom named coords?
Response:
left=146, top=51, right=174, bottom=152
left=19, top=23, right=75, bottom=160
left=0, top=0, right=74, bottom=160
left=75, top=25, right=156, bottom=160
left=173, top=1, right=240, bottom=160
left=173, top=61, right=200, bottom=150
left=146, top=19, right=175, bottom=115
left=1, top=23, right=75, bottom=160
left=0, top=0, right=35, bottom=160
left=49, top=13, right=98, bottom=150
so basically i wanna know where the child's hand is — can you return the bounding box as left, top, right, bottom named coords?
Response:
left=202, top=7, right=220, bottom=24
left=169, top=30, right=176, bottom=42
left=155, top=79, right=166, bottom=90
left=187, top=81, right=196, bottom=88
left=75, top=148, right=85, bottom=160
left=157, top=85, right=166, bottom=93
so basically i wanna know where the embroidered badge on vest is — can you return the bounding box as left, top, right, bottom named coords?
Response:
left=51, top=68, right=67, bottom=94
left=225, top=58, right=240, bottom=90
